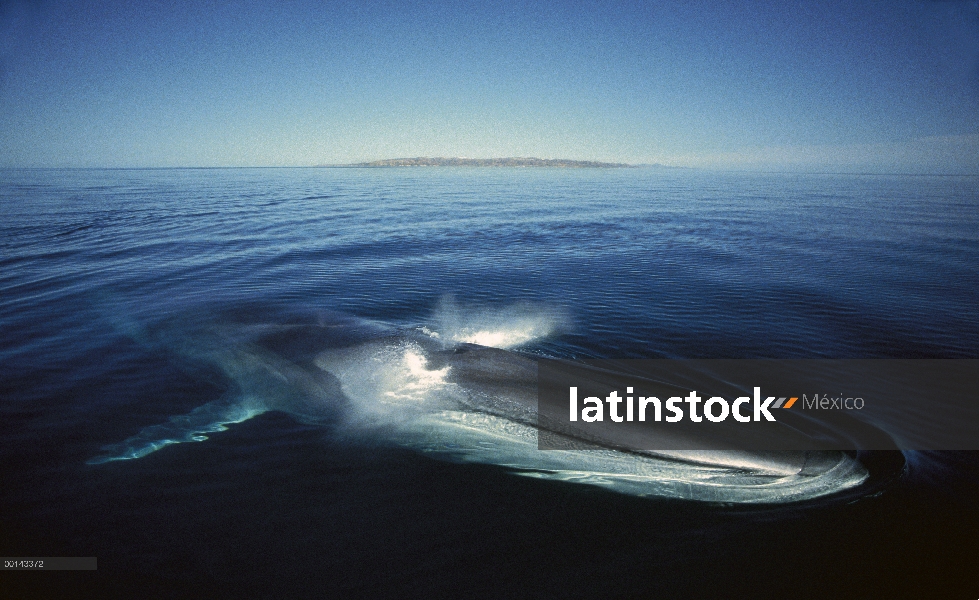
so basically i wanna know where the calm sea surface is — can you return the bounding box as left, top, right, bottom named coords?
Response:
left=1, top=167, right=977, bottom=597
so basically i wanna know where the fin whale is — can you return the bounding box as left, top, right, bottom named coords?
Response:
left=88, top=307, right=875, bottom=503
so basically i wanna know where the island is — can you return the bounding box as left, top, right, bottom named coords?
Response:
left=348, top=157, right=633, bottom=168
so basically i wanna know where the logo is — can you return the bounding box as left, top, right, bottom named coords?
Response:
left=569, top=387, right=800, bottom=424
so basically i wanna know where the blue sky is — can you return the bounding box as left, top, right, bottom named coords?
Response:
left=1, top=0, right=977, bottom=172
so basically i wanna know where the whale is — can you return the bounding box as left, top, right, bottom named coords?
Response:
left=88, top=303, right=873, bottom=504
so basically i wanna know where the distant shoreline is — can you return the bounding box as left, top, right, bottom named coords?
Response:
left=348, top=157, right=635, bottom=168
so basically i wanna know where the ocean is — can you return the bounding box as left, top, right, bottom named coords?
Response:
left=1, top=167, right=977, bottom=597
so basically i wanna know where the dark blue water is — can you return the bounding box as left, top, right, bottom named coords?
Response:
left=1, top=167, right=977, bottom=597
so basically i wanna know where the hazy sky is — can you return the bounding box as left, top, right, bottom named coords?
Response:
left=1, top=0, right=977, bottom=172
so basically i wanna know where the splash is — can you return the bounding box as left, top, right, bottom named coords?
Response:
left=392, top=349, right=451, bottom=400
left=314, top=340, right=459, bottom=426
left=427, top=296, right=566, bottom=349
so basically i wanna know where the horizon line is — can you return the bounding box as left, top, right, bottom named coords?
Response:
left=2, top=165, right=977, bottom=177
